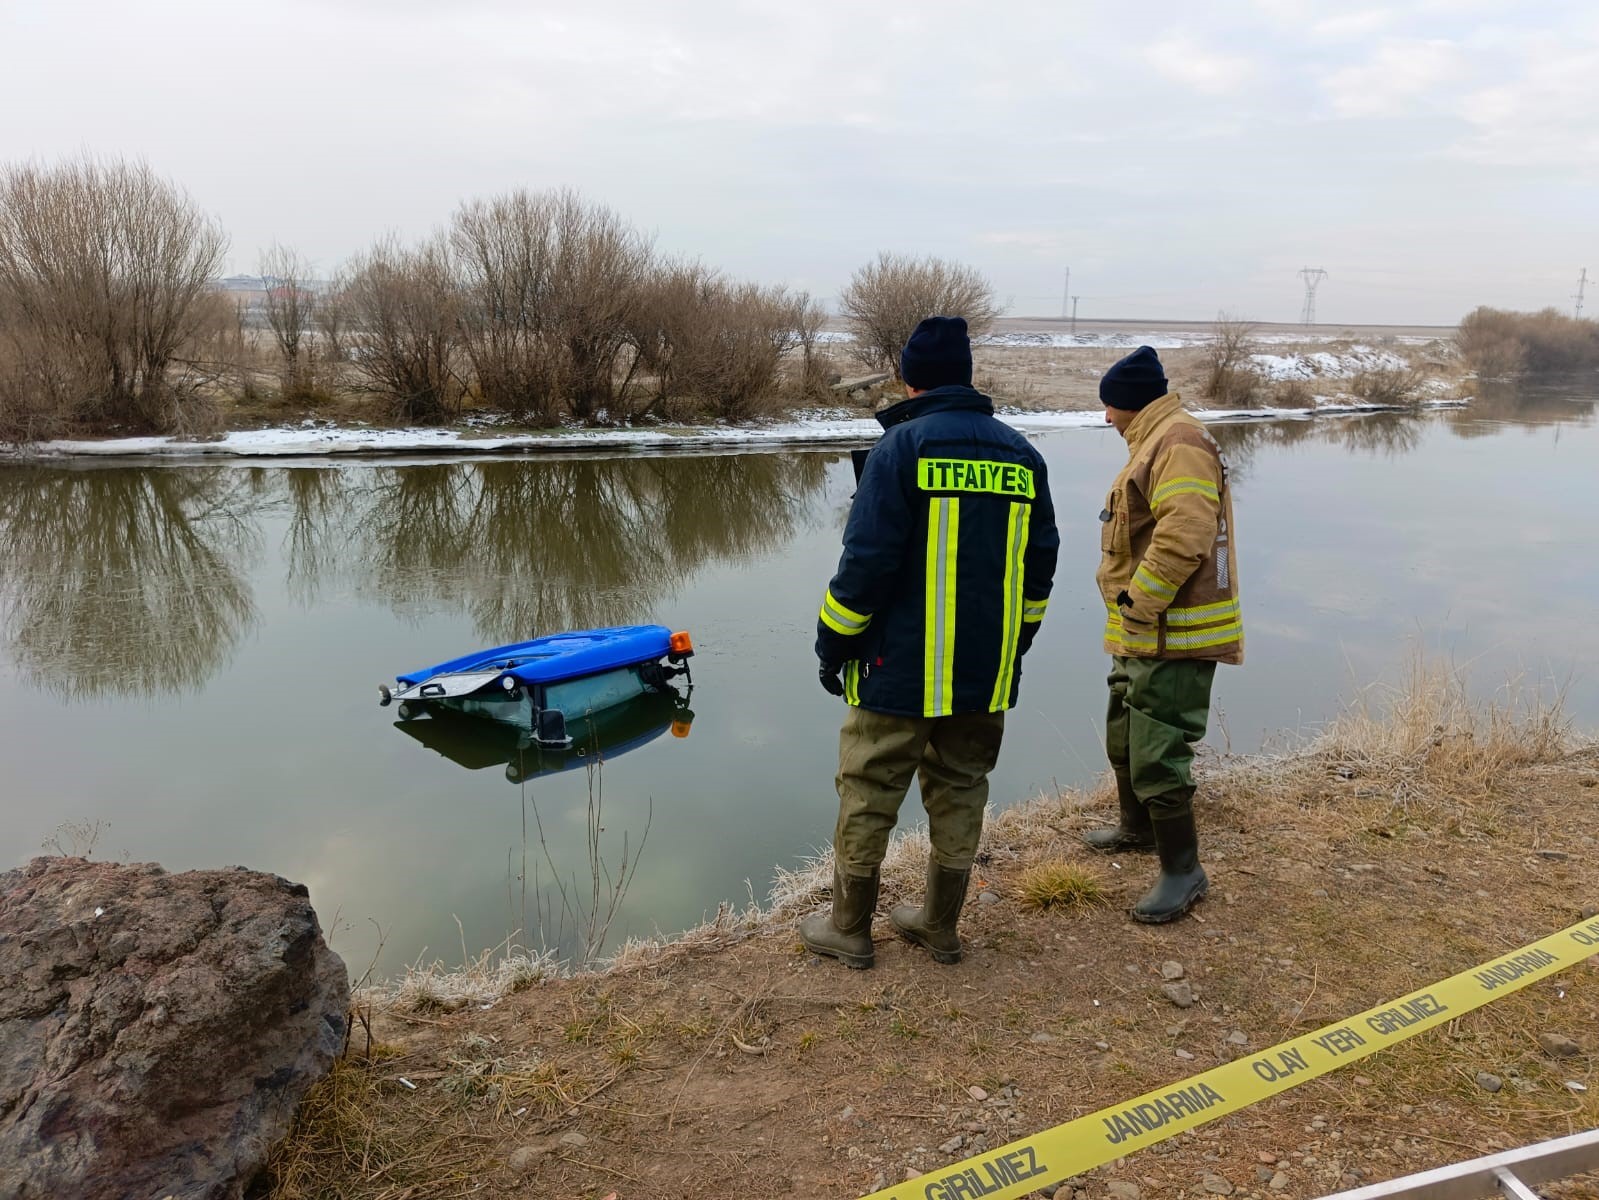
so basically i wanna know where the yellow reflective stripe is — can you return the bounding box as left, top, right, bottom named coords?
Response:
left=844, top=660, right=861, bottom=705
left=923, top=497, right=960, bottom=717
left=940, top=499, right=959, bottom=713
left=819, top=588, right=871, bottom=636
left=1133, top=563, right=1177, bottom=600
left=1151, top=476, right=1219, bottom=510
left=1105, top=628, right=1157, bottom=650
left=1022, top=597, right=1048, bottom=624
left=1166, top=622, right=1243, bottom=650
left=1152, top=475, right=1219, bottom=498
left=990, top=501, right=1029, bottom=712
left=1168, top=597, right=1240, bottom=624
left=918, top=457, right=1035, bottom=499
left=1151, top=483, right=1220, bottom=511
left=1103, top=609, right=1157, bottom=649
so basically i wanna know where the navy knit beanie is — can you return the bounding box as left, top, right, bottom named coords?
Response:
left=900, top=316, right=973, bottom=390
left=1099, top=346, right=1169, bottom=411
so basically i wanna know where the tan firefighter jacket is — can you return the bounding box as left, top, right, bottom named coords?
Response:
left=1096, top=392, right=1243, bottom=663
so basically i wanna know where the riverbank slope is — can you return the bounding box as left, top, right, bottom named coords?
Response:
left=268, top=663, right=1599, bottom=1200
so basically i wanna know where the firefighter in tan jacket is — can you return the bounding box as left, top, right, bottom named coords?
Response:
left=1088, top=346, right=1242, bottom=924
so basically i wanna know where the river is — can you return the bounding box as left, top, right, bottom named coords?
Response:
left=2, top=379, right=1594, bottom=976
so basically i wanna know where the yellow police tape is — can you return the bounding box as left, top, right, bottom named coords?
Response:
left=861, top=914, right=1599, bottom=1200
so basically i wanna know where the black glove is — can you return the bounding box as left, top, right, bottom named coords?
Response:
left=1018, top=622, right=1039, bottom=656
left=1116, top=589, right=1134, bottom=611
left=818, top=662, right=845, bottom=697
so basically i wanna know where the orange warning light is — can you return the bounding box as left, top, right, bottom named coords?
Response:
left=671, top=719, right=693, bottom=738
left=669, top=630, right=694, bottom=656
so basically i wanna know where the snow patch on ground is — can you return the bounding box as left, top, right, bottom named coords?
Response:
left=819, top=329, right=1444, bottom=351
left=1248, top=346, right=1411, bottom=381
left=12, top=398, right=1468, bottom=462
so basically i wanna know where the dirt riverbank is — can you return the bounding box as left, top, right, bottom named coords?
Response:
left=268, top=665, right=1599, bottom=1200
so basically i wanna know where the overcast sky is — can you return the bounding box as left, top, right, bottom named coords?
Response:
left=4, top=0, right=1595, bottom=325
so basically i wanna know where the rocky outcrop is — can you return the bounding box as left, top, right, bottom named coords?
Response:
left=0, top=856, right=349, bottom=1200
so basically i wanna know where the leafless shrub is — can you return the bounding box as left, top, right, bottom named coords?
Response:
left=260, top=243, right=325, bottom=403
left=0, top=332, right=76, bottom=444
left=451, top=190, right=567, bottom=425
left=0, top=156, right=228, bottom=437
left=1202, top=311, right=1262, bottom=407
left=789, top=290, right=832, bottom=400
left=178, top=291, right=258, bottom=399
left=1455, top=306, right=1599, bottom=378
left=628, top=263, right=806, bottom=420
left=450, top=189, right=652, bottom=425
left=837, top=252, right=1000, bottom=375
left=341, top=235, right=464, bottom=424
left=545, top=191, right=652, bottom=424
left=1348, top=366, right=1427, bottom=406
left=1267, top=377, right=1315, bottom=408
left=314, top=287, right=347, bottom=367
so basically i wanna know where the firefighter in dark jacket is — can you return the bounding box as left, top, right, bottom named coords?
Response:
left=799, top=316, right=1059, bottom=969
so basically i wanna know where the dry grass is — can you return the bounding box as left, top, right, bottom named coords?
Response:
left=1347, top=365, right=1429, bottom=406
left=266, top=1056, right=475, bottom=1200
left=1320, top=659, right=1570, bottom=791
left=1014, top=859, right=1107, bottom=912
left=371, top=935, right=560, bottom=1013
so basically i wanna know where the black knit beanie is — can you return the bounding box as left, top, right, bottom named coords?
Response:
left=1099, top=345, right=1169, bottom=411
left=900, top=316, right=973, bottom=390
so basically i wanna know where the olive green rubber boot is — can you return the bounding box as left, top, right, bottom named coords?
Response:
left=890, top=859, right=971, bottom=964
left=1131, top=808, right=1208, bottom=924
left=799, top=866, right=879, bottom=969
left=1083, top=769, right=1155, bottom=852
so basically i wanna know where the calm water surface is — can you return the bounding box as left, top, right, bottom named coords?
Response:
left=3, top=381, right=1595, bottom=975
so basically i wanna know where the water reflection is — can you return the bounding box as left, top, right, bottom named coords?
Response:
left=1209, top=413, right=1423, bottom=477
left=393, top=684, right=695, bottom=784
left=353, top=456, right=829, bottom=641
left=0, top=454, right=830, bottom=699
left=1443, top=377, right=1596, bottom=438
left=0, top=467, right=260, bottom=699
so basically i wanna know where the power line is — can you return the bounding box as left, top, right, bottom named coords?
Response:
left=1576, top=268, right=1589, bottom=320
left=1298, top=267, right=1327, bottom=325
left=1060, top=266, right=1070, bottom=320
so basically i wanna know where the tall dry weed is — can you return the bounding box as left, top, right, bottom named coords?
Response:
left=1202, top=312, right=1263, bottom=406
left=1313, top=654, right=1570, bottom=802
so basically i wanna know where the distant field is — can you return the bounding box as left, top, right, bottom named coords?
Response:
left=818, top=316, right=1460, bottom=411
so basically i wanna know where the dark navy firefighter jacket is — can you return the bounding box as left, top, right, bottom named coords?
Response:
left=816, top=385, right=1059, bottom=717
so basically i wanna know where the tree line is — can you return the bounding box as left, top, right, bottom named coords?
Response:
left=0, top=157, right=1001, bottom=442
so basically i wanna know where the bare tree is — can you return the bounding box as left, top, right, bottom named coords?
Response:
left=836, top=252, right=1001, bottom=375
left=451, top=189, right=563, bottom=424
left=0, top=156, right=228, bottom=436
left=628, top=264, right=802, bottom=419
left=789, top=289, right=831, bottom=399
left=341, top=235, right=463, bottom=424
left=314, top=286, right=346, bottom=365
left=260, top=242, right=319, bottom=400
left=544, top=191, right=653, bottom=423
left=451, top=188, right=653, bottom=426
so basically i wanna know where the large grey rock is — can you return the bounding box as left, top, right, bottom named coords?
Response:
left=0, top=856, right=349, bottom=1200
